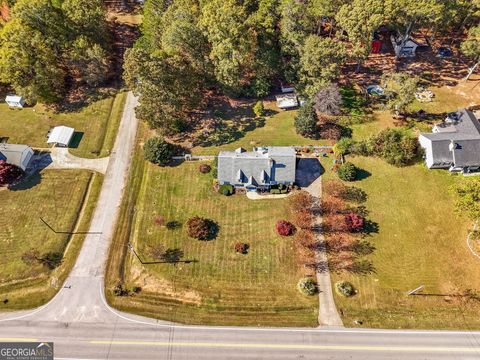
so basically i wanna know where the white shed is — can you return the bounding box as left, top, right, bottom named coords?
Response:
left=0, top=144, right=34, bottom=171
left=5, top=95, right=25, bottom=109
left=390, top=35, right=419, bottom=58
left=47, top=126, right=75, bottom=147
left=276, top=93, right=298, bottom=109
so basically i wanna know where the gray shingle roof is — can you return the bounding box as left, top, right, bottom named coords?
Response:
left=420, top=109, right=480, bottom=167
left=218, top=147, right=296, bottom=186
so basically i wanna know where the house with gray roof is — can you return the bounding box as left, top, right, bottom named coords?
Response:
left=419, top=109, right=480, bottom=173
left=217, top=147, right=296, bottom=190
left=0, top=144, right=34, bottom=171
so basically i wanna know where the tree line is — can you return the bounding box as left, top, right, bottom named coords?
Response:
left=0, top=0, right=110, bottom=104
left=124, top=0, right=480, bottom=135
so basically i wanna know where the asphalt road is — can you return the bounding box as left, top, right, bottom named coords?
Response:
left=1, top=92, right=480, bottom=359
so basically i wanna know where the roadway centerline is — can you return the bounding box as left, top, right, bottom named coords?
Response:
left=89, top=340, right=480, bottom=353
left=0, top=338, right=38, bottom=342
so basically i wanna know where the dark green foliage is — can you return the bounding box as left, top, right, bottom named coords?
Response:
left=143, top=137, right=176, bottom=166
left=335, top=281, right=355, bottom=297
left=342, top=187, right=367, bottom=203
left=0, top=0, right=110, bottom=103
left=366, top=129, right=419, bottom=166
left=294, top=101, right=318, bottom=139
left=337, top=162, right=357, bottom=182
left=298, top=278, right=318, bottom=296
left=218, top=184, right=234, bottom=196
left=113, top=283, right=130, bottom=297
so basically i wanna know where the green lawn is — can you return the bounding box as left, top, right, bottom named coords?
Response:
left=193, top=101, right=331, bottom=155
left=0, top=92, right=127, bottom=158
left=328, top=156, right=480, bottom=329
left=0, top=170, right=103, bottom=309
left=108, top=157, right=318, bottom=327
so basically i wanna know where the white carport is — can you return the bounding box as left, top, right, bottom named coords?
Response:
left=47, top=126, right=75, bottom=147
left=5, top=95, right=25, bottom=108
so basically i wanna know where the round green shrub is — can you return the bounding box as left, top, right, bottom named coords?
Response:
left=335, top=281, right=356, bottom=297
left=144, top=137, right=175, bottom=166
left=298, top=278, right=318, bottom=296
left=337, top=162, right=357, bottom=181
left=218, top=184, right=234, bottom=196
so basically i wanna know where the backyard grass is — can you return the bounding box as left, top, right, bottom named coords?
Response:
left=193, top=101, right=331, bottom=155
left=106, top=145, right=318, bottom=326
left=328, top=156, right=480, bottom=329
left=0, top=92, right=127, bottom=158
left=0, top=170, right=103, bottom=309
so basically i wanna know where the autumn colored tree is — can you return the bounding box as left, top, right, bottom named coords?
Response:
left=186, top=216, right=217, bottom=240
left=345, top=213, right=365, bottom=232
left=0, top=160, right=23, bottom=185
left=276, top=220, right=296, bottom=236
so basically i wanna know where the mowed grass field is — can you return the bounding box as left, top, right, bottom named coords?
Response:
left=193, top=101, right=331, bottom=155
left=0, top=170, right=103, bottom=309
left=328, top=156, right=480, bottom=329
left=0, top=92, right=126, bottom=158
left=109, top=160, right=318, bottom=327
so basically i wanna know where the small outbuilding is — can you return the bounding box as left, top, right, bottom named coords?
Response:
left=276, top=93, right=299, bottom=110
left=47, top=126, right=75, bottom=147
left=5, top=95, right=25, bottom=109
left=390, top=34, right=420, bottom=58
left=280, top=82, right=295, bottom=93
left=0, top=143, right=34, bottom=171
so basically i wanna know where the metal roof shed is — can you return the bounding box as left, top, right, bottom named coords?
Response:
left=276, top=94, right=299, bottom=109
left=47, top=126, right=75, bottom=147
left=5, top=95, right=25, bottom=108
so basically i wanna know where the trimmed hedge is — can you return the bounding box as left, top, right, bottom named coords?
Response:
left=218, top=184, right=234, bottom=196
left=298, top=278, right=318, bottom=296
left=335, top=281, right=356, bottom=297
left=337, top=162, right=357, bottom=181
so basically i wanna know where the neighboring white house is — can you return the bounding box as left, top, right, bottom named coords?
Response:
left=390, top=34, right=420, bottom=58
left=0, top=144, right=34, bottom=171
left=5, top=95, right=25, bottom=109
left=419, top=109, right=480, bottom=173
left=276, top=93, right=298, bottom=109
left=47, top=126, right=75, bottom=147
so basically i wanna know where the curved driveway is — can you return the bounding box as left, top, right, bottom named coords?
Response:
left=1, top=92, right=480, bottom=359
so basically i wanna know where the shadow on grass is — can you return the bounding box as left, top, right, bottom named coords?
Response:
left=195, top=117, right=266, bottom=147
left=8, top=172, right=42, bottom=191
left=355, top=168, right=372, bottom=181
left=69, top=132, right=84, bottom=149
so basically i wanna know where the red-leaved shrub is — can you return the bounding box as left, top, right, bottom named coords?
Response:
left=345, top=213, right=365, bottom=232
left=0, top=160, right=23, bottom=186
left=276, top=220, right=296, bottom=236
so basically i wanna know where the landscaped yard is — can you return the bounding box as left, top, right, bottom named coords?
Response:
left=107, top=157, right=318, bottom=327
left=327, top=156, right=480, bottom=329
left=0, top=170, right=103, bottom=309
left=0, top=92, right=127, bottom=158
left=193, top=100, right=331, bottom=155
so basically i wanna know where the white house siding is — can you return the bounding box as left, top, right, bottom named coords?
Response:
left=418, top=135, right=434, bottom=168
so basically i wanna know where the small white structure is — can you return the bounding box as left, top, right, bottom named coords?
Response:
left=47, top=126, right=75, bottom=147
left=276, top=93, right=298, bottom=109
left=5, top=95, right=25, bottom=109
left=390, top=34, right=419, bottom=58
left=0, top=144, right=34, bottom=171
left=280, top=82, right=295, bottom=93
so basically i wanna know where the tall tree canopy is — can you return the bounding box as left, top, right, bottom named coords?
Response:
left=0, top=0, right=110, bottom=103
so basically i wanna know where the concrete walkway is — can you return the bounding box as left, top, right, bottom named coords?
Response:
left=47, top=147, right=110, bottom=174
left=305, top=176, right=344, bottom=328
left=246, top=191, right=292, bottom=200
